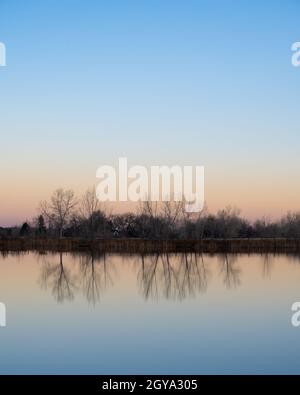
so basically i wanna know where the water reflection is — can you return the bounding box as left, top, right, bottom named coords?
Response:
left=218, top=254, right=241, bottom=289
left=137, top=253, right=209, bottom=301
left=78, top=253, right=114, bottom=305
left=4, top=251, right=298, bottom=304
left=262, top=253, right=273, bottom=278
left=2, top=251, right=300, bottom=374
left=39, top=252, right=77, bottom=303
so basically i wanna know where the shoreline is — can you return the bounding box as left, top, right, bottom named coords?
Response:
left=1, top=237, right=300, bottom=254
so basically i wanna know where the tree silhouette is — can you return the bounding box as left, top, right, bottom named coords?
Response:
left=40, top=189, right=77, bottom=238
left=19, top=222, right=30, bottom=236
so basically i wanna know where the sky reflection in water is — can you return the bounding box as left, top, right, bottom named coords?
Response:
left=0, top=252, right=299, bottom=374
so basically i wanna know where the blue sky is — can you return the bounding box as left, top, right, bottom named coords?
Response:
left=0, top=0, right=300, bottom=225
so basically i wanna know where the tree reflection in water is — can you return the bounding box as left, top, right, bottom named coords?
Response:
left=218, top=254, right=241, bottom=289
left=78, top=253, right=114, bottom=305
left=39, top=252, right=77, bottom=303
left=37, top=252, right=296, bottom=304
left=137, top=253, right=210, bottom=301
left=262, top=253, right=273, bottom=278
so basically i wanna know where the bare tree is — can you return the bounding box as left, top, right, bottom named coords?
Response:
left=162, top=201, right=183, bottom=228
left=138, top=199, right=160, bottom=238
left=80, top=187, right=100, bottom=238
left=40, top=188, right=77, bottom=237
left=80, top=187, right=99, bottom=219
left=139, top=199, right=159, bottom=218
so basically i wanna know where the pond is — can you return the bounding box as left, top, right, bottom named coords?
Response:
left=0, top=252, right=299, bottom=374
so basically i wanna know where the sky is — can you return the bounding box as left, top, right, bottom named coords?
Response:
left=0, top=0, right=300, bottom=226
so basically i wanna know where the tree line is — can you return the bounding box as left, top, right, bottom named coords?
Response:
left=1, top=188, right=300, bottom=239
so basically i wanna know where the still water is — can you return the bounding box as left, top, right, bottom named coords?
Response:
left=0, top=251, right=299, bottom=374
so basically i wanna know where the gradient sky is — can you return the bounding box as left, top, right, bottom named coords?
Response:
left=0, top=0, right=300, bottom=225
